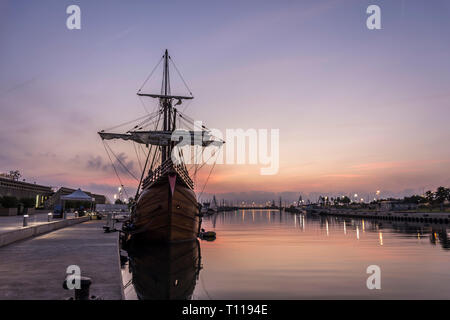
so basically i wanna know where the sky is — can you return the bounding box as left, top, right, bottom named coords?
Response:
left=0, top=0, right=449, bottom=203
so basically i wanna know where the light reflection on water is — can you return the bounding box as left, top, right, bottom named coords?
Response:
left=122, top=209, right=450, bottom=300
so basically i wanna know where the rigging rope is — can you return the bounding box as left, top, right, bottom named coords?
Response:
left=169, top=56, right=193, bottom=97
left=138, top=55, right=164, bottom=92
left=138, top=95, right=151, bottom=115
left=105, top=143, right=139, bottom=182
left=198, top=155, right=218, bottom=201
left=133, top=142, right=143, bottom=173
left=102, top=113, right=153, bottom=132
left=133, top=111, right=162, bottom=201
left=102, top=141, right=130, bottom=199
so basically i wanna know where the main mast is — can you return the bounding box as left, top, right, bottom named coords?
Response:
left=162, top=49, right=171, bottom=163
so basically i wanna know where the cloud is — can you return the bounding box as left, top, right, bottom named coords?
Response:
left=85, top=153, right=138, bottom=179
left=350, top=159, right=450, bottom=172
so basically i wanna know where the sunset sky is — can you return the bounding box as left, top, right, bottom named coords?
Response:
left=1, top=0, right=449, bottom=203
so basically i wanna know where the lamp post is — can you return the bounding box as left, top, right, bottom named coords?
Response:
left=23, top=215, right=29, bottom=227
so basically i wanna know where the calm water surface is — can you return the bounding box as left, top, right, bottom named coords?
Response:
left=122, top=209, right=450, bottom=299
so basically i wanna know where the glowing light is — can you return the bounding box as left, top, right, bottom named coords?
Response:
left=356, top=226, right=360, bottom=240
left=379, top=232, right=383, bottom=246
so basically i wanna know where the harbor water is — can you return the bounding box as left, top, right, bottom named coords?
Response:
left=122, top=209, right=450, bottom=299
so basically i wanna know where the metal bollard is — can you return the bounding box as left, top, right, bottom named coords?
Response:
left=107, top=213, right=112, bottom=228
left=48, top=212, right=52, bottom=222
left=63, top=276, right=92, bottom=300
left=23, top=215, right=29, bottom=227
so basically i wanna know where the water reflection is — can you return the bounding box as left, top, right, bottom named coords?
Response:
left=123, top=240, right=201, bottom=300
left=205, top=210, right=450, bottom=250
left=204, top=209, right=450, bottom=251
left=122, top=210, right=450, bottom=299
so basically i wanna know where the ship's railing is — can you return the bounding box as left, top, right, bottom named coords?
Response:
left=142, top=159, right=194, bottom=190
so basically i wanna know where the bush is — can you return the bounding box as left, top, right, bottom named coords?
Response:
left=1, top=196, right=19, bottom=208
left=20, top=198, right=35, bottom=208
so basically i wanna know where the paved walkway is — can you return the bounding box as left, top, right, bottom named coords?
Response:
left=0, top=220, right=123, bottom=300
left=0, top=212, right=76, bottom=234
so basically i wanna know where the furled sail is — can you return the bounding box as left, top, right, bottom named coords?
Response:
left=98, top=130, right=222, bottom=147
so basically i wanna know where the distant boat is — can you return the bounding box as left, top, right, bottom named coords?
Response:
left=200, top=195, right=218, bottom=215
left=99, top=50, right=223, bottom=243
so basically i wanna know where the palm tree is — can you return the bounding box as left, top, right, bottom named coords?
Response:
left=435, top=187, right=450, bottom=211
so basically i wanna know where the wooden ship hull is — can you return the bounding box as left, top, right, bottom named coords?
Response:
left=127, top=240, right=201, bottom=300
left=131, top=161, right=201, bottom=243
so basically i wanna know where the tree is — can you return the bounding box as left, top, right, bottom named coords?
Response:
left=8, top=170, right=21, bottom=181
left=115, top=199, right=124, bottom=205
left=435, top=187, right=450, bottom=203
left=403, top=195, right=426, bottom=204
left=424, top=190, right=434, bottom=204
left=435, top=187, right=450, bottom=211
left=1, top=196, right=19, bottom=208
left=341, top=196, right=351, bottom=205
left=20, top=198, right=35, bottom=208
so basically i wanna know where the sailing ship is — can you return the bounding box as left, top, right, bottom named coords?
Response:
left=99, top=50, right=223, bottom=243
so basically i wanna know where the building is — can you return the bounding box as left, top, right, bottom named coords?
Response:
left=379, top=200, right=418, bottom=212
left=0, top=176, right=53, bottom=208
left=0, top=176, right=107, bottom=209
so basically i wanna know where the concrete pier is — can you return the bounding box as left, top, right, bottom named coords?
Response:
left=0, top=212, right=77, bottom=234
left=320, top=209, right=450, bottom=224
left=0, top=220, right=123, bottom=300
left=0, top=213, right=85, bottom=248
